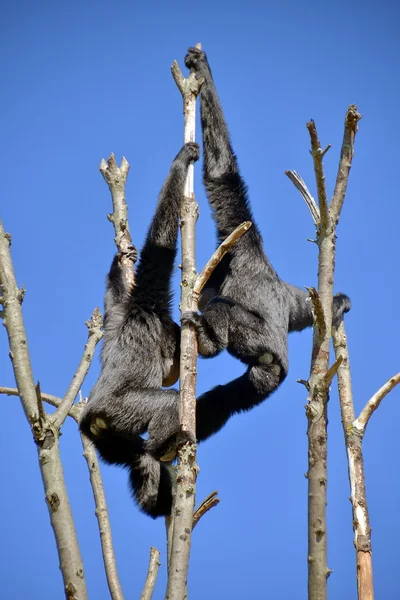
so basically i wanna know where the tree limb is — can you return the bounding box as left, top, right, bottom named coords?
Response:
left=354, top=372, right=400, bottom=434
left=80, top=426, right=125, bottom=600
left=285, top=170, right=320, bottom=225
left=288, top=107, right=359, bottom=600
left=192, top=491, right=220, bottom=530
left=140, top=547, right=161, bottom=600
left=194, top=221, right=252, bottom=297
left=0, top=386, right=80, bottom=420
left=100, top=153, right=137, bottom=289
left=1, top=386, right=124, bottom=600
left=0, top=220, right=88, bottom=598
left=330, top=105, right=362, bottom=224
left=332, top=321, right=374, bottom=600
left=51, top=308, right=103, bottom=429
left=306, top=120, right=329, bottom=230
left=165, top=42, right=203, bottom=600
left=0, top=221, right=41, bottom=427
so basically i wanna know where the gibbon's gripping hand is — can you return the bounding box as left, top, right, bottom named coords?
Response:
left=185, top=46, right=210, bottom=77
left=180, top=310, right=201, bottom=328
left=179, top=141, right=200, bottom=165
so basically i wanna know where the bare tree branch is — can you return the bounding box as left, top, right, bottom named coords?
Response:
left=285, top=170, right=320, bottom=225
left=0, top=386, right=80, bottom=420
left=0, top=220, right=88, bottom=599
left=165, top=42, right=203, bottom=600
left=192, top=491, right=220, bottom=530
left=80, top=427, right=125, bottom=600
left=354, top=373, right=400, bottom=434
left=100, top=153, right=137, bottom=289
left=306, top=120, right=330, bottom=229
left=51, top=308, right=103, bottom=429
left=330, top=105, right=362, bottom=224
left=0, top=221, right=41, bottom=427
left=307, top=287, right=326, bottom=340
left=140, top=547, right=161, bottom=600
left=194, top=221, right=252, bottom=297
left=332, top=321, right=374, bottom=600
left=288, top=106, right=359, bottom=600
left=321, top=356, right=343, bottom=389
left=1, top=386, right=124, bottom=599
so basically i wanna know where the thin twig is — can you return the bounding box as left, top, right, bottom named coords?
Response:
left=80, top=430, right=125, bottom=600
left=330, top=105, right=362, bottom=224
left=192, top=491, right=220, bottom=530
left=140, top=547, right=161, bottom=600
left=194, top=221, right=252, bottom=296
left=354, top=373, right=400, bottom=434
left=100, top=153, right=137, bottom=290
left=0, top=386, right=81, bottom=421
left=321, top=356, right=343, bottom=389
left=285, top=170, right=320, bottom=225
left=306, top=120, right=329, bottom=229
left=51, top=308, right=103, bottom=429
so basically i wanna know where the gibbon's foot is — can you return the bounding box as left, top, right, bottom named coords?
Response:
left=151, top=430, right=197, bottom=462
left=181, top=310, right=201, bottom=328
left=160, top=449, right=177, bottom=462
left=89, top=417, right=108, bottom=438
left=258, top=351, right=274, bottom=366
left=125, top=244, right=138, bottom=264
left=185, top=47, right=209, bottom=75
left=181, top=141, right=200, bottom=164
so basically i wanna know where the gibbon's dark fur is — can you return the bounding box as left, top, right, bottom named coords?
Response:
left=183, top=46, right=351, bottom=441
left=80, top=142, right=200, bottom=518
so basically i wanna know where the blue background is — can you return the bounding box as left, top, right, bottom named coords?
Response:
left=1, top=1, right=399, bottom=598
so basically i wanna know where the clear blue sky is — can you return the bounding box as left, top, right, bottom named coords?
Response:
left=1, top=1, right=399, bottom=598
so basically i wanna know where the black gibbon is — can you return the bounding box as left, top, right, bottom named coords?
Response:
left=80, top=142, right=200, bottom=518
left=183, top=46, right=351, bottom=441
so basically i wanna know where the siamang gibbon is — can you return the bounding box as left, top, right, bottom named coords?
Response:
left=80, top=142, right=200, bottom=518
left=183, top=46, right=351, bottom=441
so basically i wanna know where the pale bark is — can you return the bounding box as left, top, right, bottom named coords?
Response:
left=1, top=386, right=124, bottom=600
left=100, top=153, right=137, bottom=290
left=333, top=319, right=400, bottom=600
left=287, top=105, right=361, bottom=600
left=165, top=46, right=203, bottom=600
left=140, top=547, right=161, bottom=600
left=0, top=221, right=89, bottom=599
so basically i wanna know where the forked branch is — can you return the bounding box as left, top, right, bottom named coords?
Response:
left=0, top=386, right=124, bottom=600
left=51, top=308, right=103, bottom=429
left=287, top=105, right=360, bottom=600
left=0, top=220, right=88, bottom=599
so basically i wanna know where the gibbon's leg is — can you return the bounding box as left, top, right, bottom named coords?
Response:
left=129, top=454, right=176, bottom=519
left=183, top=296, right=279, bottom=365
left=182, top=296, right=233, bottom=357
left=185, top=48, right=263, bottom=252
left=132, top=142, right=200, bottom=312
left=196, top=362, right=284, bottom=442
left=83, top=388, right=180, bottom=451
